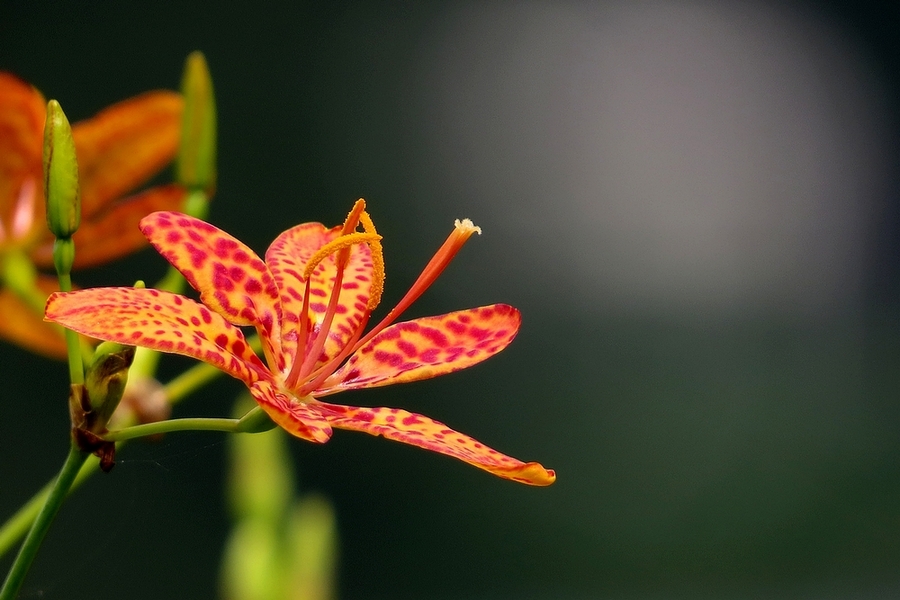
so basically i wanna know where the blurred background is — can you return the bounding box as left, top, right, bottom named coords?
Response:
left=2, top=1, right=900, bottom=598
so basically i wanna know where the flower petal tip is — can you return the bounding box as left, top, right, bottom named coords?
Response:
left=508, top=463, right=556, bottom=486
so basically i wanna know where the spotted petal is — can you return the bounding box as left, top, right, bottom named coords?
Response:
left=319, top=304, right=521, bottom=394
left=316, top=402, right=555, bottom=485
left=266, top=222, right=373, bottom=367
left=140, top=211, right=284, bottom=368
left=249, top=380, right=333, bottom=444
left=45, top=287, right=268, bottom=385
left=73, top=90, right=183, bottom=217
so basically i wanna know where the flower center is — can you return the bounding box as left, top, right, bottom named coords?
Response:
left=282, top=199, right=384, bottom=393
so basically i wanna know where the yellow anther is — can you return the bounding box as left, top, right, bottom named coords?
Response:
left=302, top=232, right=382, bottom=280
left=342, top=198, right=367, bottom=235
left=358, top=210, right=385, bottom=310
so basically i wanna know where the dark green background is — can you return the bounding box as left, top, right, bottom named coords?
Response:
left=2, top=2, right=900, bottom=599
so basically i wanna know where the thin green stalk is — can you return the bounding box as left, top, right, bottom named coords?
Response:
left=0, top=445, right=89, bottom=600
left=55, top=272, right=83, bottom=385
left=104, top=417, right=241, bottom=442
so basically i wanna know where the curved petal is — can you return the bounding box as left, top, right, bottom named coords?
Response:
left=0, top=283, right=67, bottom=358
left=265, top=222, right=373, bottom=367
left=249, top=380, right=333, bottom=443
left=316, top=402, right=555, bottom=486
left=319, top=304, right=521, bottom=394
left=30, top=184, right=187, bottom=269
left=73, top=90, right=183, bottom=216
left=45, top=287, right=268, bottom=385
left=0, top=72, right=44, bottom=242
left=139, top=211, right=284, bottom=368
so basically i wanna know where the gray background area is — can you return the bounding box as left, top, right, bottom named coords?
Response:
left=2, top=2, right=900, bottom=598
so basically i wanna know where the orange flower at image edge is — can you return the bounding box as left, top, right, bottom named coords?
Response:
left=46, top=201, right=556, bottom=485
left=0, top=72, right=185, bottom=357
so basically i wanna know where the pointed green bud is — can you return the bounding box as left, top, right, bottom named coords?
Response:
left=85, top=341, right=136, bottom=429
left=219, top=521, right=281, bottom=600
left=177, top=51, right=217, bottom=193
left=285, top=495, right=338, bottom=600
left=43, top=100, right=81, bottom=239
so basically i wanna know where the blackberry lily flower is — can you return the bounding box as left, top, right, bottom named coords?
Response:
left=46, top=202, right=555, bottom=485
left=0, top=72, right=184, bottom=357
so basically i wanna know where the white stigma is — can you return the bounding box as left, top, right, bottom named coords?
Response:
left=454, top=218, right=482, bottom=235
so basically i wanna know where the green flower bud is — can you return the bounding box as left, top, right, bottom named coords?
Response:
left=85, top=341, right=136, bottom=429
left=177, top=51, right=217, bottom=193
left=285, top=495, right=338, bottom=600
left=42, top=100, right=81, bottom=239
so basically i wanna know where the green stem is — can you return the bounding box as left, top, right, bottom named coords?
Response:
left=55, top=272, right=83, bottom=385
left=104, top=417, right=241, bottom=442
left=0, top=445, right=89, bottom=600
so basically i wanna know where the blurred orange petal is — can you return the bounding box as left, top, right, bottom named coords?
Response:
left=31, top=184, right=186, bottom=269
left=0, top=73, right=44, bottom=241
left=0, top=276, right=68, bottom=358
left=73, top=90, right=183, bottom=217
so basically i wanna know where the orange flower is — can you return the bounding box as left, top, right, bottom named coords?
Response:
left=47, top=202, right=556, bottom=485
left=0, top=72, right=185, bottom=357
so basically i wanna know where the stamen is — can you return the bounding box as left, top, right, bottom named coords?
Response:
left=358, top=210, right=385, bottom=310
left=299, top=311, right=371, bottom=397
left=342, top=198, right=367, bottom=235
left=295, top=208, right=385, bottom=394
left=283, top=276, right=314, bottom=389
left=293, top=250, right=350, bottom=385
left=302, top=232, right=381, bottom=280
left=283, top=209, right=381, bottom=391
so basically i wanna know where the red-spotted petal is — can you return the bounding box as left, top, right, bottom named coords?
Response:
left=318, top=304, right=521, bottom=394
left=45, top=287, right=269, bottom=385
left=249, top=380, right=333, bottom=443
left=266, top=222, right=373, bottom=367
left=316, top=402, right=555, bottom=485
left=140, top=211, right=284, bottom=368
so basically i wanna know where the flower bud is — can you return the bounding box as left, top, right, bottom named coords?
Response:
left=85, top=341, right=136, bottom=428
left=285, top=495, right=338, bottom=600
left=42, top=100, right=81, bottom=239
left=177, top=51, right=217, bottom=193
